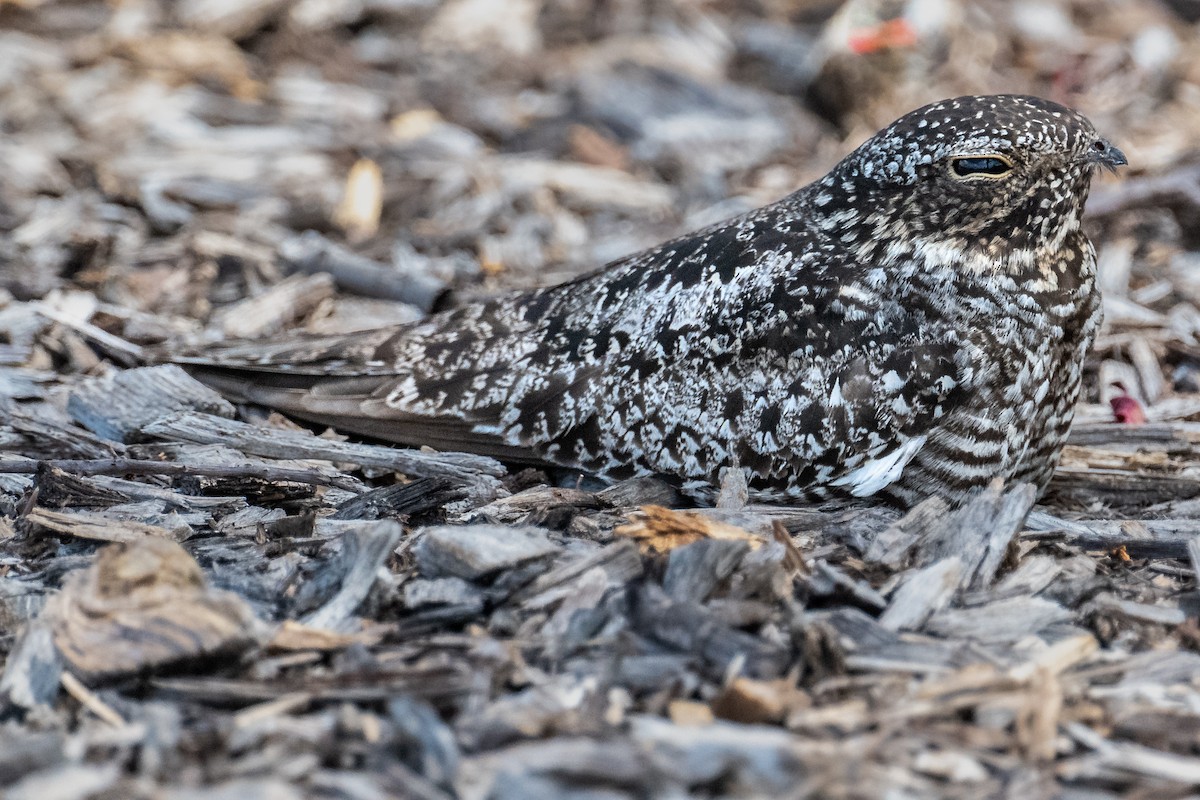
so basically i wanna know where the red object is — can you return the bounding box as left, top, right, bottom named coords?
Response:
left=1109, top=388, right=1147, bottom=425
left=848, top=19, right=919, bottom=55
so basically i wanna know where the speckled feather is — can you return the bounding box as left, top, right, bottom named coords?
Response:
left=182, top=95, right=1126, bottom=506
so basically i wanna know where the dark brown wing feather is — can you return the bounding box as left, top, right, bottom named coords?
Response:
left=182, top=352, right=596, bottom=467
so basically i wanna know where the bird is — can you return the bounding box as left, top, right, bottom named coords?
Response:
left=177, top=94, right=1127, bottom=507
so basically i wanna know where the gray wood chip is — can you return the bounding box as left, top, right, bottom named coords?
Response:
left=414, top=524, right=560, bottom=581
left=879, top=557, right=963, bottom=632
left=925, top=597, right=1071, bottom=643
left=142, top=411, right=504, bottom=481
left=67, top=364, right=235, bottom=443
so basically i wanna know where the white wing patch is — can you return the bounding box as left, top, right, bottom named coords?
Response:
left=831, top=435, right=927, bottom=498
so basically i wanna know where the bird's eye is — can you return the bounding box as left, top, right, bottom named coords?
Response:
left=948, top=155, right=1013, bottom=179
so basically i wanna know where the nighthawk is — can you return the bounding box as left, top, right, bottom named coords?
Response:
left=181, top=94, right=1127, bottom=506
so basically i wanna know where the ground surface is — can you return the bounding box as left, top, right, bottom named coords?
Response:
left=4, top=1, right=1200, bottom=798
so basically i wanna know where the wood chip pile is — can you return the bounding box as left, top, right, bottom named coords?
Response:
left=4, top=0, right=1200, bottom=797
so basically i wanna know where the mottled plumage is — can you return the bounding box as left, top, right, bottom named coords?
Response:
left=181, top=95, right=1126, bottom=506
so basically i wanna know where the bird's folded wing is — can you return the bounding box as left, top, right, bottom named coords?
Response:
left=181, top=331, right=609, bottom=465
left=183, top=362, right=565, bottom=464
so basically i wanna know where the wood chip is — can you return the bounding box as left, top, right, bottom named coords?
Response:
left=49, top=538, right=266, bottom=683
left=615, top=505, right=763, bottom=555
left=414, top=524, right=559, bottom=581
left=25, top=506, right=182, bottom=543
left=142, top=412, right=504, bottom=481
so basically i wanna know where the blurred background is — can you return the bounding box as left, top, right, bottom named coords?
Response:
left=1, top=0, right=1198, bottom=410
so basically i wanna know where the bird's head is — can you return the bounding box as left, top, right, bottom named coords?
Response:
left=815, top=94, right=1126, bottom=259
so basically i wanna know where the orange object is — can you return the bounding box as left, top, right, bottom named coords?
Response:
left=848, top=18, right=919, bottom=55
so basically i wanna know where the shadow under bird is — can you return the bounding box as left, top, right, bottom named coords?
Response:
left=177, top=94, right=1127, bottom=507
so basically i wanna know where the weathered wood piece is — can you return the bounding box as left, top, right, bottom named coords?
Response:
left=330, top=477, right=456, bottom=520
left=663, top=538, right=751, bottom=604
left=864, top=495, right=948, bottom=569
left=0, top=619, right=63, bottom=712
left=1024, top=512, right=1200, bottom=559
left=0, top=458, right=363, bottom=492
left=627, top=582, right=789, bottom=680
left=302, top=520, right=403, bottom=630
left=212, top=272, right=336, bottom=339
left=879, top=557, right=963, bottom=632
left=414, top=524, right=560, bottom=581
left=48, top=538, right=266, bottom=684
left=67, top=364, right=235, bottom=443
left=280, top=231, right=447, bottom=312
left=25, top=506, right=185, bottom=543
left=925, top=597, right=1072, bottom=644
left=142, top=412, right=504, bottom=481
left=6, top=408, right=125, bottom=460
left=910, top=481, right=1037, bottom=591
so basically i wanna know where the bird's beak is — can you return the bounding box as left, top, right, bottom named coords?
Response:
left=1089, top=139, right=1128, bottom=171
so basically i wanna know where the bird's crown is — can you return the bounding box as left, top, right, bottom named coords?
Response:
left=841, top=94, right=1124, bottom=186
